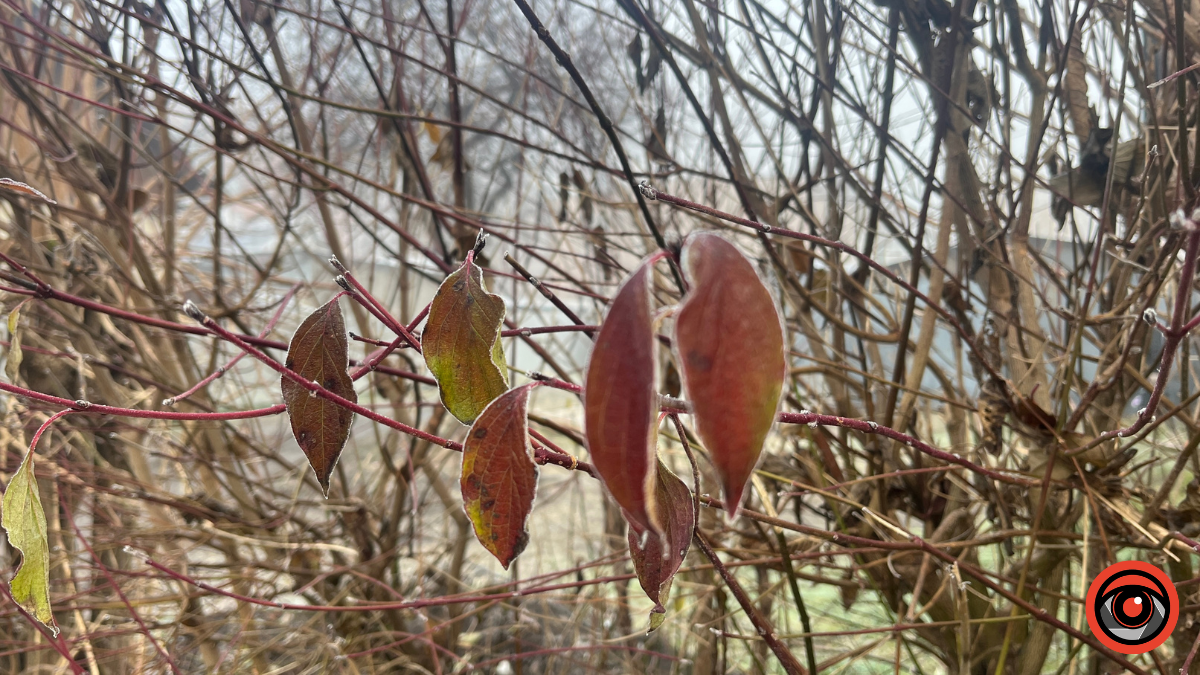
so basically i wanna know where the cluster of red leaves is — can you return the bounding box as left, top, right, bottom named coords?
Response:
left=278, top=232, right=784, bottom=625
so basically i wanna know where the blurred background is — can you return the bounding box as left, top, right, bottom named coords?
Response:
left=0, top=0, right=1197, bottom=671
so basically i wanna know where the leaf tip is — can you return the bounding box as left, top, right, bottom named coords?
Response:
left=722, top=481, right=745, bottom=519
left=647, top=605, right=666, bottom=633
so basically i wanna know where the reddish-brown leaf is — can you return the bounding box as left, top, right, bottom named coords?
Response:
left=461, top=383, right=539, bottom=569
left=627, top=459, right=694, bottom=632
left=0, top=178, right=56, bottom=204
left=281, top=297, right=357, bottom=495
left=423, top=255, right=509, bottom=424
left=585, top=260, right=659, bottom=533
left=676, top=233, right=785, bottom=516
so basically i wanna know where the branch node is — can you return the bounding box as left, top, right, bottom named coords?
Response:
left=121, top=545, right=150, bottom=563
left=473, top=230, right=489, bottom=257
left=182, top=300, right=206, bottom=323
left=638, top=180, right=658, bottom=200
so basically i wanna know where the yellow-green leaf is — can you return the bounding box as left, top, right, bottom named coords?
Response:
left=423, top=255, right=509, bottom=424
left=2, top=448, right=57, bottom=634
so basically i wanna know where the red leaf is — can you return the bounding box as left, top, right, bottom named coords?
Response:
left=461, top=383, right=539, bottom=569
left=585, top=260, right=659, bottom=533
left=0, top=178, right=56, bottom=204
left=676, top=233, right=785, bottom=516
left=281, top=297, right=357, bottom=495
left=627, top=459, right=695, bottom=632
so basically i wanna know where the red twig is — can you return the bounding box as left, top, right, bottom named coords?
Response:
left=464, top=645, right=684, bottom=671
left=1070, top=228, right=1200, bottom=456
left=1183, top=628, right=1200, bottom=674
left=350, top=336, right=409, bottom=381
left=777, top=411, right=1033, bottom=486
left=528, top=373, right=1029, bottom=485
left=0, top=584, right=84, bottom=674
left=331, top=261, right=422, bottom=352
left=693, top=529, right=806, bottom=674
left=406, top=302, right=432, bottom=332
left=182, top=301, right=593, bottom=475
left=60, top=494, right=181, bottom=675
left=165, top=285, right=299, bottom=406
left=137, top=554, right=630, bottom=612
left=0, top=380, right=285, bottom=420
left=640, top=184, right=1006, bottom=382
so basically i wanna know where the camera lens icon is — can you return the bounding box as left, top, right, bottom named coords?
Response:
left=1086, top=560, right=1179, bottom=654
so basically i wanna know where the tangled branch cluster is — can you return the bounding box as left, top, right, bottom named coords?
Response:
left=2, top=0, right=1200, bottom=672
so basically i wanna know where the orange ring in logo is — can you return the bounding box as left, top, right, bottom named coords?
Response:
left=1086, top=560, right=1178, bottom=654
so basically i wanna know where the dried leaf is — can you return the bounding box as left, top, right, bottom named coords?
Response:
left=585, top=260, right=659, bottom=533
left=558, top=172, right=570, bottom=222
left=647, top=106, right=669, bottom=163
left=676, top=233, right=785, bottom=516
left=0, top=178, right=56, bottom=204
left=424, top=255, right=509, bottom=424
left=281, top=297, right=357, bottom=495
left=627, top=33, right=643, bottom=85
left=430, top=133, right=455, bottom=171
left=1065, top=32, right=1091, bottom=140
left=627, top=459, right=694, bottom=632
left=2, top=448, right=57, bottom=634
left=643, top=42, right=662, bottom=94
left=5, top=305, right=22, bottom=384
left=461, top=383, right=539, bottom=569
left=422, top=120, right=443, bottom=145
left=572, top=169, right=593, bottom=223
